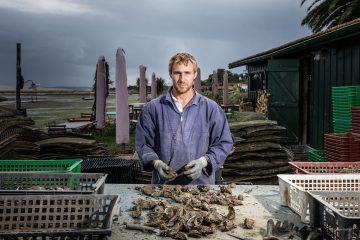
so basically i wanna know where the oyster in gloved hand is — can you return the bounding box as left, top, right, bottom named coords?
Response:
left=164, top=167, right=177, bottom=180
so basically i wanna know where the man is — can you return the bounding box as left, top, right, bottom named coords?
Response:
left=135, top=52, right=233, bottom=184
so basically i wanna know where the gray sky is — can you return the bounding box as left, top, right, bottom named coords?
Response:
left=0, top=0, right=311, bottom=87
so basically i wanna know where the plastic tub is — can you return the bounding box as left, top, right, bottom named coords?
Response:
left=0, top=159, right=82, bottom=173
left=0, top=172, right=107, bottom=195
left=278, top=174, right=360, bottom=223
left=309, top=191, right=360, bottom=240
left=0, top=194, right=120, bottom=239
left=289, top=162, right=360, bottom=174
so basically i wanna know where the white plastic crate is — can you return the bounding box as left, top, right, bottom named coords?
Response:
left=278, top=174, right=360, bottom=223
left=308, top=191, right=360, bottom=240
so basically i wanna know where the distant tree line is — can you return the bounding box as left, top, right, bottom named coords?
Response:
left=203, top=69, right=248, bottom=86
left=134, top=77, right=169, bottom=95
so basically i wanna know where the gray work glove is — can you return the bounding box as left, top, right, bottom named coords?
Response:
left=183, top=157, right=208, bottom=180
left=153, top=160, right=174, bottom=180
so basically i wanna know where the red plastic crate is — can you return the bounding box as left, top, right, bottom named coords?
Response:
left=325, top=155, right=360, bottom=162
left=352, top=108, right=360, bottom=134
left=289, top=162, right=360, bottom=174
left=324, top=133, right=360, bottom=162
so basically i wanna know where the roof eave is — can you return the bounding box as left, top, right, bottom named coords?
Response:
left=229, top=21, right=360, bottom=69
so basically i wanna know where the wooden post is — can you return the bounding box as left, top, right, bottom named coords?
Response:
left=16, top=43, right=22, bottom=111
left=16, top=43, right=26, bottom=116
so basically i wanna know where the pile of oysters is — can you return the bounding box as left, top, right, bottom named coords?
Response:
left=129, top=184, right=248, bottom=239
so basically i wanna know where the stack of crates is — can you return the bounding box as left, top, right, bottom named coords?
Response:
left=332, top=86, right=360, bottom=133
left=280, top=87, right=360, bottom=237
left=82, top=157, right=143, bottom=184
left=285, top=145, right=310, bottom=161
left=308, top=147, right=325, bottom=162
left=0, top=159, right=120, bottom=239
left=324, top=133, right=360, bottom=162
left=351, top=106, right=360, bottom=135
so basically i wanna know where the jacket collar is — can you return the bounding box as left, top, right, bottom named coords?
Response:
left=165, top=87, right=202, bottom=106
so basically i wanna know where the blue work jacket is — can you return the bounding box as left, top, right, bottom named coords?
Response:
left=135, top=88, right=233, bottom=184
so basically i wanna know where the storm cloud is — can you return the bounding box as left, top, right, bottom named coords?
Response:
left=0, top=0, right=311, bottom=87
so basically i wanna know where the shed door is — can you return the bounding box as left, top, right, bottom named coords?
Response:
left=267, top=59, right=299, bottom=144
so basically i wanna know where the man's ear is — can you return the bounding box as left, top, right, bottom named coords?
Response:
left=194, top=71, right=198, bottom=80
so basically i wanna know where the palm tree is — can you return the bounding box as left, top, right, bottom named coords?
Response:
left=301, top=0, right=360, bottom=32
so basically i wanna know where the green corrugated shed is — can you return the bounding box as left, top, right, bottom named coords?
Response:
left=229, top=19, right=360, bottom=149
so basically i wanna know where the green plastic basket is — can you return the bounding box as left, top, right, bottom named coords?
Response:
left=308, top=149, right=325, bottom=162
left=332, top=86, right=358, bottom=92
left=0, top=159, right=82, bottom=173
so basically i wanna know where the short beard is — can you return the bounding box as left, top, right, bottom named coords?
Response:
left=173, top=84, right=193, bottom=95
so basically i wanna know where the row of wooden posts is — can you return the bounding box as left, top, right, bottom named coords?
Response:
left=94, top=50, right=235, bottom=145
left=14, top=44, right=235, bottom=145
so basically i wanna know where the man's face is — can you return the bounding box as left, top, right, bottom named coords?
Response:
left=171, top=62, right=197, bottom=95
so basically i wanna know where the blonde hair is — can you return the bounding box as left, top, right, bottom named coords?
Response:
left=168, top=52, right=198, bottom=75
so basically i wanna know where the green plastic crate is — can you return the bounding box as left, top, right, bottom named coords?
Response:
left=332, top=108, right=352, bottom=114
left=333, top=123, right=352, bottom=133
left=333, top=119, right=352, bottom=124
left=332, top=86, right=358, bottom=92
left=0, top=159, right=82, bottom=173
left=332, top=87, right=359, bottom=106
left=308, top=149, right=325, bottom=162
left=333, top=127, right=352, bottom=133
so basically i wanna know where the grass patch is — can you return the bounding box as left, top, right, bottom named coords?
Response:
left=93, top=124, right=136, bottom=155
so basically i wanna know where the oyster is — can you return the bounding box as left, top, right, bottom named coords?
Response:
left=219, top=220, right=237, bottom=232
left=244, top=217, right=255, bottom=229
left=220, top=185, right=232, bottom=195
left=193, top=224, right=215, bottom=235
left=173, top=231, right=188, bottom=240
left=188, top=229, right=202, bottom=238
left=204, top=208, right=224, bottom=224
left=129, top=205, right=142, bottom=218
left=227, top=205, right=235, bottom=220
left=135, top=197, right=157, bottom=210
left=161, top=221, right=181, bottom=237
left=164, top=168, right=178, bottom=179
left=140, top=185, right=156, bottom=196
left=197, top=185, right=210, bottom=192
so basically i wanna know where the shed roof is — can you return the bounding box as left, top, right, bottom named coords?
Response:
left=229, top=18, right=360, bottom=68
